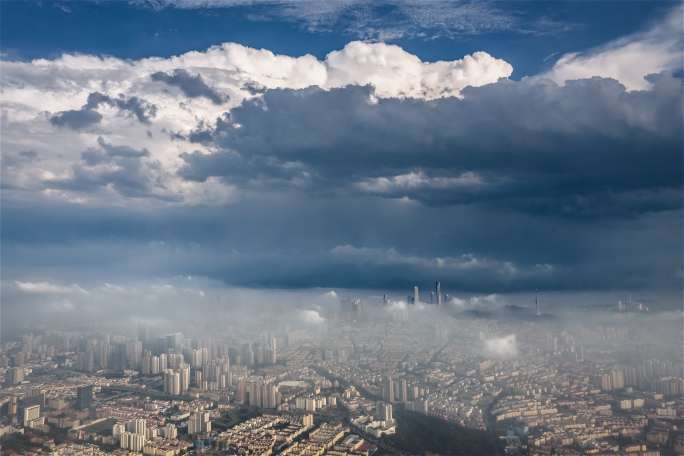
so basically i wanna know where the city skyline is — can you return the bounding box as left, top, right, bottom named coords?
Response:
left=0, top=1, right=683, bottom=455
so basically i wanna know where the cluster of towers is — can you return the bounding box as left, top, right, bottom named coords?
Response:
left=401, top=281, right=447, bottom=306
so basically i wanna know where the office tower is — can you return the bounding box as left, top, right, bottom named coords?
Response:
left=131, top=418, right=146, bottom=437
left=187, top=411, right=211, bottom=435
left=262, top=383, right=278, bottom=409
left=383, top=376, right=394, bottom=403
left=535, top=293, right=541, bottom=317
left=376, top=402, right=393, bottom=423
left=242, top=344, right=255, bottom=366
left=112, top=422, right=125, bottom=438
left=97, top=343, right=109, bottom=370
left=76, top=385, right=93, bottom=410
left=399, top=379, right=408, bottom=402
left=78, top=350, right=95, bottom=373
left=236, top=379, right=246, bottom=404
left=142, top=354, right=152, bottom=375
left=382, top=293, right=389, bottom=306
left=13, top=351, right=25, bottom=367
left=6, top=367, right=24, bottom=385
left=29, top=388, right=45, bottom=408
left=163, top=423, right=177, bottom=439
left=23, top=404, right=41, bottom=427
left=151, top=355, right=160, bottom=375
left=611, top=369, right=625, bottom=390
left=126, top=340, right=143, bottom=370
left=167, top=353, right=183, bottom=369
left=247, top=380, right=260, bottom=406
left=120, top=432, right=145, bottom=452
left=164, top=370, right=181, bottom=396
left=270, top=337, right=277, bottom=364
left=435, top=281, right=442, bottom=306
left=180, top=364, right=190, bottom=393
left=159, top=353, right=167, bottom=371
left=191, top=348, right=206, bottom=368
left=413, top=286, right=419, bottom=305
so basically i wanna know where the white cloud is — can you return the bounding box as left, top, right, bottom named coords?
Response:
left=1, top=40, right=512, bottom=206
left=14, top=280, right=88, bottom=295
left=544, top=5, right=683, bottom=90
left=299, top=309, right=326, bottom=324
left=449, top=293, right=501, bottom=309
left=483, top=333, right=518, bottom=358
left=356, top=170, right=484, bottom=194
left=325, top=42, right=512, bottom=99
left=329, top=245, right=550, bottom=280
left=322, top=290, right=338, bottom=299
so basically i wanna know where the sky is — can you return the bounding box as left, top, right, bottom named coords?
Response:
left=0, top=0, right=682, bottom=322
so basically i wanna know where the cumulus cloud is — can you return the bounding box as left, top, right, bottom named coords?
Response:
left=325, top=42, right=512, bottom=99
left=44, top=136, right=175, bottom=201
left=183, top=73, right=681, bottom=215
left=1, top=40, right=512, bottom=209
left=299, top=309, right=326, bottom=324
left=322, top=290, right=338, bottom=300
left=483, top=333, right=518, bottom=358
left=49, top=92, right=157, bottom=130
left=544, top=5, right=683, bottom=90
left=83, top=92, right=158, bottom=123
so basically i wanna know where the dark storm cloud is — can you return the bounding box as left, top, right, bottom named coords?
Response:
left=49, top=108, right=102, bottom=129
left=4, top=73, right=683, bottom=294
left=1, top=188, right=681, bottom=293
left=151, top=69, right=226, bottom=105
left=180, top=72, right=682, bottom=218
left=49, top=92, right=157, bottom=129
left=84, top=92, right=157, bottom=123
left=47, top=137, right=173, bottom=200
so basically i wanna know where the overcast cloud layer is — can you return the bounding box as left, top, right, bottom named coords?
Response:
left=1, top=5, right=682, bottom=307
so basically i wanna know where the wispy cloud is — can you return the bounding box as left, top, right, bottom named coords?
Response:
left=137, top=0, right=563, bottom=40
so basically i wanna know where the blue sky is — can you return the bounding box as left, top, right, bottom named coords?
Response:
left=1, top=1, right=674, bottom=77
left=0, top=1, right=682, bottom=324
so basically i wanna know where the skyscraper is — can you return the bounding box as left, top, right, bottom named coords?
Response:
left=164, top=370, right=181, bottom=396
left=435, top=281, right=442, bottom=306
left=535, top=292, right=541, bottom=317
left=376, top=402, right=393, bottom=423
left=76, top=385, right=93, bottom=410
left=180, top=364, right=190, bottom=393
left=383, top=376, right=394, bottom=402
left=413, top=286, right=419, bottom=305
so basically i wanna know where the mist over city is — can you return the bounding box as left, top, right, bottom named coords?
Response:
left=0, top=1, right=682, bottom=455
